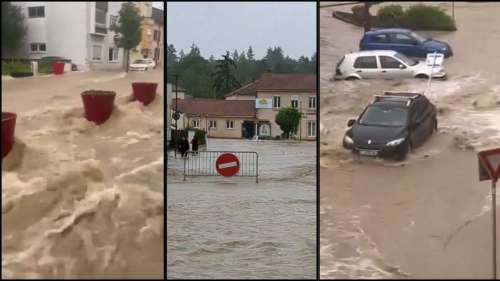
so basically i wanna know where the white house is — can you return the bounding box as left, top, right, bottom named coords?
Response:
left=12, top=2, right=126, bottom=70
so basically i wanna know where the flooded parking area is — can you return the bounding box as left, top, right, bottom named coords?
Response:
left=320, top=1, right=500, bottom=278
left=166, top=138, right=316, bottom=279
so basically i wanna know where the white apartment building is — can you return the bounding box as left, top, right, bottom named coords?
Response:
left=13, top=2, right=126, bottom=70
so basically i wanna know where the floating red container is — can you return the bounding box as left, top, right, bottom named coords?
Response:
left=132, top=82, right=157, bottom=105
left=81, top=90, right=116, bottom=125
left=2, top=112, right=17, bottom=158
left=52, top=61, right=65, bottom=75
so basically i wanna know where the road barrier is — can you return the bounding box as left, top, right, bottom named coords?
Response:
left=183, top=151, right=258, bottom=183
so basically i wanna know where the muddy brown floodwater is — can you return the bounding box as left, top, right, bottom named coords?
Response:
left=320, top=1, right=500, bottom=278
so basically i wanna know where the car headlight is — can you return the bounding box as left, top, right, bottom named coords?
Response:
left=386, top=138, right=406, bottom=147
left=344, top=135, right=354, bottom=144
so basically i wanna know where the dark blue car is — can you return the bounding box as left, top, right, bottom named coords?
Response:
left=359, top=28, right=453, bottom=58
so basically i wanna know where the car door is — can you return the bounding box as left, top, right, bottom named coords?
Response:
left=352, top=56, right=379, bottom=79
left=379, top=55, right=413, bottom=79
left=388, top=33, right=420, bottom=57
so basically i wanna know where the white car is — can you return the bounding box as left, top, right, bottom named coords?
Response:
left=334, top=50, right=446, bottom=80
left=129, top=59, right=156, bottom=71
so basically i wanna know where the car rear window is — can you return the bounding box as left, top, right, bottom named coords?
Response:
left=373, top=34, right=388, bottom=43
left=353, top=56, right=377, bottom=69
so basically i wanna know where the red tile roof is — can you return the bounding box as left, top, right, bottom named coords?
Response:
left=225, top=73, right=316, bottom=97
left=172, top=98, right=256, bottom=118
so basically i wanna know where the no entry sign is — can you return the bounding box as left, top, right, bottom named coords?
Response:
left=216, top=153, right=240, bottom=177
left=478, top=148, right=500, bottom=182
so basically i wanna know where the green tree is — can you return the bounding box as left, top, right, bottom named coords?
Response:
left=247, top=46, right=255, bottom=61
left=112, top=2, right=142, bottom=72
left=1, top=2, right=27, bottom=57
left=211, top=51, right=241, bottom=99
left=275, top=107, right=302, bottom=139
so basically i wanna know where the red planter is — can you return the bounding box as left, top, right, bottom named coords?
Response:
left=2, top=112, right=17, bottom=158
left=81, top=90, right=116, bottom=125
left=52, top=61, right=65, bottom=75
left=132, top=82, right=157, bottom=105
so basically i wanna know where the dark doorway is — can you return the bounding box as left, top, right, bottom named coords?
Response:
left=241, top=121, right=255, bottom=139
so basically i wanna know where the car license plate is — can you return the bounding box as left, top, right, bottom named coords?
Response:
left=359, top=149, right=378, bottom=156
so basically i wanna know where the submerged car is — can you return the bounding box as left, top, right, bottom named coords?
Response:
left=343, top=92, right=437, bottom=161
left=359, top=28, right=453, bottom=58
left=129, top=58, right=156, bottom=71
left=334, top=50, right=446, bottom=80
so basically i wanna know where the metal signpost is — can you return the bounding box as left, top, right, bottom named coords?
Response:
left=478, top=148, right=500, bottom=279
left=425, top=52, right=444, bottom=100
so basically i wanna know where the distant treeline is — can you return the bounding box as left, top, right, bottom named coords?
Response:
left=167, top=43, right=316, bottom=99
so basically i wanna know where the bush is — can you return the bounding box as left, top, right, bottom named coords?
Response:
left=402, top=5, right=456, bottom=31
left=275, top=107, right=301, bottom=139
left=351, top=4, right=366, bottom=20
left=377, top=5, right=404, bottom=27
left=169, top=128, right=207, bottom=148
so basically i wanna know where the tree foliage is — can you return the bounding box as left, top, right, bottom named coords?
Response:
left=2, top=2, right=27, bottom=56
left=275, top=107, right=302, bottom=139
left=167, top=43, right=316, bottom=99
left=111, top=3, right=142, bottom=72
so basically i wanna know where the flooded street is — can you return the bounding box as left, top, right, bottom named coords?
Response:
left=167, top=139, right=316, bottom=279
left=2, top=70, right=164, bottom=278
left=320, top=1, right=500, bottom=278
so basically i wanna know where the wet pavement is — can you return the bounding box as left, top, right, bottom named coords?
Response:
left=167, top=138, right=316, bottom=279
left=320, top=1, right=500, bottom=278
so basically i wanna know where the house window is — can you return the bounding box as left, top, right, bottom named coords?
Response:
left=28, top=6, right=45, bottom=18
left=273, top=96, right=281, bottom=108
left=308, top=96, right=316, bottom=109
left=226, top=120, right=234, bottom=129
left=192, top=119, right=200, bottom=128
left=291, top=98, right=299, bottom=109
left=209, top=120, right=217, bottom=129
left=110, top=15, right=118, bottom=28
left=30, top=43, right=46, bottom=53
left=108, top=47, right=118, bottom=62
left=153, top=30, right=160, bottom=41
left=92, top=45, right=102, bottom=61
left=307, top=120, right=316, bottom=138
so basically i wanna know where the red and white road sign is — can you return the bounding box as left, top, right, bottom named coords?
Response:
left=478, top=148, right=500, bottom=182
left=216, top=153, right=240, bottom=177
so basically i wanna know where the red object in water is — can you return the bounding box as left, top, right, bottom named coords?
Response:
left=81, top=90, right=116, bottom=125
left=216, top=153, right=240, bottom=177
left=2, top=112, right=17, bottom=158
left=132, top=82, right=157, bottom=105
left=52, top=61, right=65, bottom=75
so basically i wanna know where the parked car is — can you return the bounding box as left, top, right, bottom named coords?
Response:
left=334, top=50, right=446, bottom=80
left=40, top=56, right=77, bottom=71
left=342, top=92, right=437, bottom=161
left=129, top=58, right=155, bottom=71
left=359, top=28, right=453, bottom=58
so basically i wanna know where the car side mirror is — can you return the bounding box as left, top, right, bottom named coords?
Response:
left=347, top=119, right=356, bottom=127
left=399, top=64, right=406, bottom=69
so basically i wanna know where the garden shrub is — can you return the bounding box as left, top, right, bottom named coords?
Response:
left=402, top=4, right=456, bottom=31
left=377, top=5, right=404, bottom=27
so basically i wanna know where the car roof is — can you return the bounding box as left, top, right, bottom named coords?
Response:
left=346, top=50, right=398, bottom=57
left=369, top=100, right=409, bottom=108
left=365, top=28, right=411, bottom=35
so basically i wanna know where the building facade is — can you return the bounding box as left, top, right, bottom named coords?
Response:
left=12, top=2, right=126, bottom=71
left=171, top=73, right=317, bottom=140
left=130, top=3, right=163, bottom=66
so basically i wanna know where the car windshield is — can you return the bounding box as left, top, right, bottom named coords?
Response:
left=394, top=53, right=418, bottom=66
left=359, top=105, right=408, bottom=127
left=411, top=32, right=429, bottom=43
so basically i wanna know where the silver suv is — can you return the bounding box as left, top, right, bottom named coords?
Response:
left=334, top=50, right=446, bottom=80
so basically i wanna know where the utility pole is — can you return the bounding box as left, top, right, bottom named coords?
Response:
left=174, top=74, right=179, bottom=159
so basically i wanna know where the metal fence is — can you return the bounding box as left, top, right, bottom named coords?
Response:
left=183, top=151, right=259, bottom=183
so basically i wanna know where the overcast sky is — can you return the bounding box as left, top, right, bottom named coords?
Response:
left=167, top=2, right=316, bottom=59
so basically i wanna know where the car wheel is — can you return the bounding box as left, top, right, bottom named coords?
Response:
left=415, top=74, right=428, bottom=79
left=345, top=76, right=359, bottom=81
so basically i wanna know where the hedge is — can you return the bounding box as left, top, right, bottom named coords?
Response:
left=377, top=4, right=456, bottom=31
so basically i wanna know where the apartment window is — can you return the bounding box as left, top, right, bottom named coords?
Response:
left=28, top=6, right=45, bottom=18
left=273, top=96, right=281, bottom=108
left=307, top=120, right=316, bottom=138
left=209, top=120, right=217, bottom=130
left=30, top=43, right=46, bottom=53
left=92, top=45, right=102, bottom=61
left=308, top=96, right=316, bottom=109
left=226, top=120, right=234, bottom=129
left=291, top=97, right=299, bottom=109
left=110, top=15, right=118, bottom=28
left=153, top=30, right=160, bottom=41
left=108, top=47, right=118, bottom=62
left=192, top=119, right=200, bottom=129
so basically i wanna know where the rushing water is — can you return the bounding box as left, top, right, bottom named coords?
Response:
left=166, top=139, right=316, bottom=279
left=320, top=1, right=500, bottom=278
